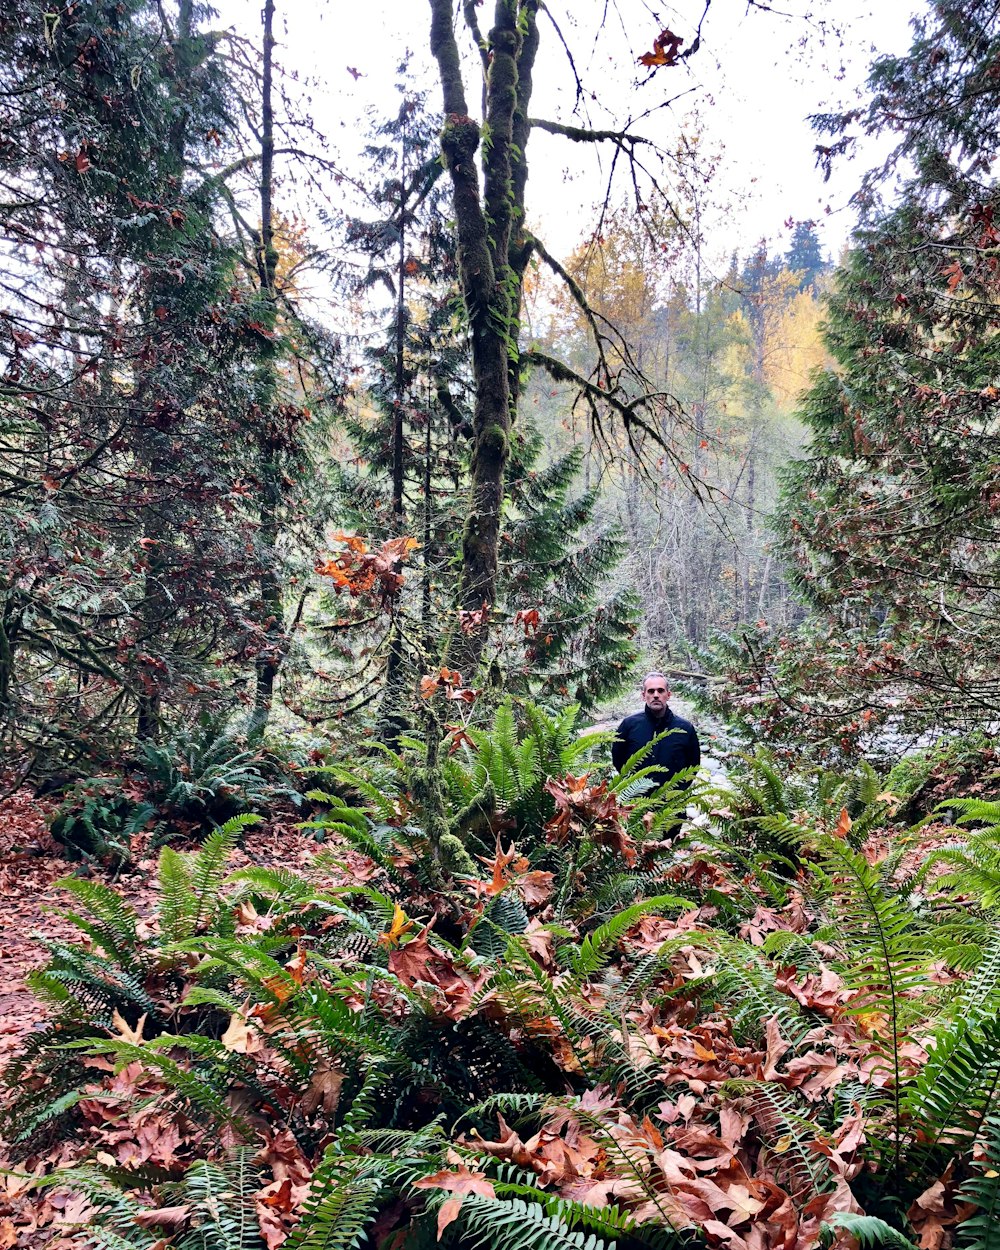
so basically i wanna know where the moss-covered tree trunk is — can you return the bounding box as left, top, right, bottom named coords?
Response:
left=253, top=0, right=285, bottom=723
left=428, top=0, right=539, bottom=679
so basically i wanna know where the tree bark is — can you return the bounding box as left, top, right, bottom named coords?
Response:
left=377, top=120, right=411, bottom=742
left=253, top=0, right=286, bottom=724
left=428, top=0, right=539, bottom=679
left=136, top=0, right=196, bottom=741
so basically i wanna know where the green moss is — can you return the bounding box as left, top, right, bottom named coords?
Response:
left=482, top=422, right=509, bottom=457
left=439, top=833, right=476, bottom=877
left=441, top=114, right=480, bottom=165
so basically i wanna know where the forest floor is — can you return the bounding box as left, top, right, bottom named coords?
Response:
left=0, top=792, right=76, bottom=1074
left=0, top=792, right=320, bottom=1071
left=0, top=790, right=321, bottom=1248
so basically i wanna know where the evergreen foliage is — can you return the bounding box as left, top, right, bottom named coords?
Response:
left=317, top=93, right=638, bottom=729
left=711, top=1, right=1000, bottom=754
left=8, top=707, right=1000, bottom=1248
left=0, top=0, right=338, bottom=765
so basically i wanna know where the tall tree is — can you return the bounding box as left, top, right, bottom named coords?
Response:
left=716, top=1, right=1000, bottom=754
left=425, top=0, right=689, bottom=679
left=0, top=0, right=336, bottom=766
left=315, top=91, right=639, bottom=730
left=784, top=221, right=825, bottom=291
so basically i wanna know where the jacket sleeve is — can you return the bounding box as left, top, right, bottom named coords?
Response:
left=611, top=719, right=630, bottom=773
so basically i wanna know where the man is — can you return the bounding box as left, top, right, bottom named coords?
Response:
left=612, top=672, right=700, bottom=788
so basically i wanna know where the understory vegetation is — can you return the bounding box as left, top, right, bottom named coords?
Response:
left=5, top=701, right=1000, bottom=1250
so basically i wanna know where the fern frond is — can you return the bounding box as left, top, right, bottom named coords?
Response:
left=455, top=1194, right=616, bottom=1250
left=284, top=1161, right=382, bottom=1250
left=904, top=1014, right=1000, bottom=1167
left=821, top=1213, right=919, bottom=1248
left=187, top=816, right=259, bottom=936
left=957, top=1108, right=1000, bottom=1250
left=491, top=1184, right=636, bottom=1240
left=177, top=1151, right=266, bottom=1250
left=52, top=877, right=141, bottom=961
left=709, top=938, right=813, bottom=1044
left=68, top=1038, right=249, bottom=1135
left=568, top=895, right=691, bottom=977
left=157, top=845, right=195, bottom=941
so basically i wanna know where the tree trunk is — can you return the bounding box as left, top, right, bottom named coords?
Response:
left=377, top=125, right=411, bottom=743
left=428, top=0, right=539, bottom=679
left=136, top=0, right=196, bottom=741
left=253, top=0, right=286, bottom=725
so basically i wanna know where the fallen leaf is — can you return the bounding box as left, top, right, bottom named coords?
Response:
left=134, top=1205, right=191, bottom=1231
left=414, top=1165, right=495, bottom=1240
left=300, top=1063, right=345, bottom=1117
left=221, top=1012, right=263, bottom=1055
left=112, top=1009, right=147, bottom=1045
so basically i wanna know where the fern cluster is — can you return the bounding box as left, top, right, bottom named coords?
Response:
left=49, top=716, right=303, bottom=863
left=11, top=708, right=1000, bottom=1249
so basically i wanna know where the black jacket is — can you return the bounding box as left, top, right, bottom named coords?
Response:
left=611, top=706, right=700, bottom=787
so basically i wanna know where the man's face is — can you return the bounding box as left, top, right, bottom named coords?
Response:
left=642, top=678, right=670, bottom=715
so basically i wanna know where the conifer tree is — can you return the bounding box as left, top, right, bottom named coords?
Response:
left=0, top=0, right=335, bottom=762
left=784, top=222, right=825, bottom=291
left=714, top=1, right=1000, bottom=754
left=312, top=91, right=638, bottom=729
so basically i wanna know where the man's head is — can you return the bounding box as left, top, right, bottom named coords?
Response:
left=641, top=671, right=670, bottom=716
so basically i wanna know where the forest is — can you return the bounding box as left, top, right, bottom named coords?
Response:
left=2, top=1, right=1000, bottom=1248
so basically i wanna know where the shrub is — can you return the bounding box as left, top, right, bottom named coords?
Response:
left=48, top=777, right=155, bottom=864
left=138, top=717, right=301, bottom=839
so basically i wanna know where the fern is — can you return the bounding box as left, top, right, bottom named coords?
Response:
left=708, top=937, right=813, bottom=1044
left=491, top=1184, right=637, bottom=1241
left=4, top=1087, right=87, bottom=1148
left=471, top=892, right=530, bottom=959
left=313, top=760, right=408, bottom=825
left=28, top=940, right=161, bottom=1025
left=284, top=1159, right=382, bottom=1250
left=568, top=895, right=691, bottom=977
left=811, top=832, right=933, bottom=1174
left=455, top=1194, right=617, bottom=1250
left=188, top=816, right=260, bottom=936
left=821, top=1213, right=919, bottom=1248
left=70, top=1038, right=251, bottom=1135
left=958, top=1108, right=1000, bottom=1250
left=724, top=1080, right=832, bottom=1198
left=53, top=877, right=142, bottom=960
left=176, top=1152, right=267, bottom=1250
left=903, top=1014, right=1000, bottom=1169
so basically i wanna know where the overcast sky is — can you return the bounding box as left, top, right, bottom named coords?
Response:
left=214, top=0, right=921, bottom=273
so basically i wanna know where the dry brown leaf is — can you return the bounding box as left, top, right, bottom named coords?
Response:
left=300, top=1063, right=345, bottom=1117
left=112, top=1009, right=147, bottom=1045
left=413, top=1165, right=495, bottom=1240
left=134, top=1205, right=191, bottom=1230
left=221, top=1012, right=263, bottom=1054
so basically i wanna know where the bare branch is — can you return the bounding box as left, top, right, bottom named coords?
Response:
left=529, top=117, right=655, bottom=149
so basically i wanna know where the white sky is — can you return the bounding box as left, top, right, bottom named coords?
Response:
left=214, top=0, right=921, bottom=272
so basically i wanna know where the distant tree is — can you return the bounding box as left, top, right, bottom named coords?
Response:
left=784, top=221, right=825, bottom=291
left=715, top=0, right=1000, bottom=755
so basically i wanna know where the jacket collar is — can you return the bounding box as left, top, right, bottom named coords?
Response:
left=643, top=705, right=674, bottom=727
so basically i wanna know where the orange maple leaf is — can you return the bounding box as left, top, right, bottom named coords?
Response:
left=638, top=28, right=684, bottom=68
